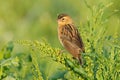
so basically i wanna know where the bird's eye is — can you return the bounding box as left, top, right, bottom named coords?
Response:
left=62, top=18, right=65, bottom=21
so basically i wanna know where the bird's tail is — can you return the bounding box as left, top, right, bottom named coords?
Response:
left=78, top=55, right=83, bottom=66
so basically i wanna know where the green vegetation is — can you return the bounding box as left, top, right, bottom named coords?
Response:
left=0, top=0, right=120, bottom=80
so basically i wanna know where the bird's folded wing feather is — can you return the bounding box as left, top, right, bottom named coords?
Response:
left=62, top=24, right=85, bottom=53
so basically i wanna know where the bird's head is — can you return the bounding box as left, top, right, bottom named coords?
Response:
left=57, top=13, right=73, bottom=26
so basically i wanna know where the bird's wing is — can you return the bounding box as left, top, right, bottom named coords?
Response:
left=73, top=28, right=85, bottom=52
left=62, top=39, right=80, bottom=55
left=64, top=24, right=85, bottom=53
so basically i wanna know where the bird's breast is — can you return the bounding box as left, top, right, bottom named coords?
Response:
left=58, top=26, right=64, bottom=46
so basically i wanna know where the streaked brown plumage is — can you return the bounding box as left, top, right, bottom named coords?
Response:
left=57, top=13, right=85, bottom=65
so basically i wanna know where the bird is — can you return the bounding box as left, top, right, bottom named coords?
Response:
left=57, top=13, right=85, bottom=65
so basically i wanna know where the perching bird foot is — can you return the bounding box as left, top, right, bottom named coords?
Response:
left=58, top=50, right=66, bottom=56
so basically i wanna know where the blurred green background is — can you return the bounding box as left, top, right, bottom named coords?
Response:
left=0, top=0, right=119, bottom=48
